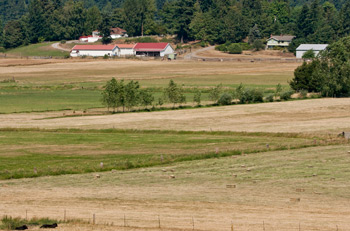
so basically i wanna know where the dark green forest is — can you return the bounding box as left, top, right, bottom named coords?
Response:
left=0, top=0, right=350, bottom=49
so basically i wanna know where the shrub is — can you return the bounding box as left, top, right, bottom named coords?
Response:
left=215, top=44, right=227, bottom=52
left=200, top=41, right=207, bottom=47
left=280, top=90, right=294, bottom=100
left=227, top=43, right=242, bottom=54
left=299, top=89, right=308, bottom=98
left=218, top=93, right=232, bottom=105
left=239, top=43, right=252, bottom=50
left=60, top=40, right=66, bottom=44
left=239, top=88, right=263, bottom=104
left=265, top=94, right=274, bottom=102
left=103, top=54, right=109, bottom=59
left=252, top=39, right=265, bottom=51
left=302, top=49, right=315, bottom=59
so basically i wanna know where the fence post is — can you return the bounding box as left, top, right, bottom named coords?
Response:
left=263, top=221, right=265, bottom=231
left=192, top=217, right=194, bottom=230
left=158, top=215, right=161, bottom=228
left=231, top=221, right=234, bottom=231
left=93, top=214, right=95, bottom=225
left=64, top=209, right=66, bottom=222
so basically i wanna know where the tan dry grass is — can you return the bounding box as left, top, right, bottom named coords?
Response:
left=1, top=98, right=350, bottom=134
left=0, top=59, right=299, bottom=85
left=1, top=145, right=350, bottom=231
left=196, top=49, right=295, bottom=59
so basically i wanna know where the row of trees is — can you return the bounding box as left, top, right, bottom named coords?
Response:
left=102, top=78, right=296, bottom=112
left=1, top=0, right=350, bottom=49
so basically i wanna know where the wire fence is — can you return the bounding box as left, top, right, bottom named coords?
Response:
left=1, top=209, right=346, bottom=231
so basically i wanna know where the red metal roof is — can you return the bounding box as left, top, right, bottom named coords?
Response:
left=134, top=43, right=169, bottom=51
left=72, top=45, right=117, bottom=50
left=116, top=44, right=135, bottom=49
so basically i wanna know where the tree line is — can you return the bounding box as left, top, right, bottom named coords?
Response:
left=1, top=0, right=350, bottom=49
left=101, top=78, right=299, bottom=112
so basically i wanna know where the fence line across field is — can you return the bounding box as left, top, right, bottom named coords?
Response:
left=0, top=209, right=345, bottom=231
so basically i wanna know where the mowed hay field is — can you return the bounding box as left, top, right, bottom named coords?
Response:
left=1, top=58, right=350, bottom=230
left=1, top=145, right=350, bottom=230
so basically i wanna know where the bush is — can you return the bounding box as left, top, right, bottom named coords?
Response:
left=280, top=90, right=294, bottom=100
left=265, top=94, right=274, bottom=102
left=215, top=44, right=227, bottom=52
left=239, top=43, right=252, bottom=50
left=299, top=89, right=308, bottom=98
left=227, top=43, right=242, bottom=54
left=103, top=54, right=109, bottom=59
left=239, top=88, right=263, bottom=104
left=218, top=93, right=232, bottom=105
left=200, top=41, right=207, bottom=47
left=60, top=40, right=66, bottom=44
left=252, top=39, right=265, bottom=51
left=302, top=49, right=315, bottom=59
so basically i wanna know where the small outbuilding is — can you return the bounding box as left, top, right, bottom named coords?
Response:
left=296, top=44, right=328, bottom=58
left=134, top=43, right=175, bottom=57
left=266, top=35, right=295, bottom=49
left=70, top=45, right=118, bottom=57
left=110, top=27, right=128, bottom=39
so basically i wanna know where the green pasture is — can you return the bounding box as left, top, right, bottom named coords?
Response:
left=0, top=129, right=330, bottom=180
left=5, top=42, right=69, bottom=57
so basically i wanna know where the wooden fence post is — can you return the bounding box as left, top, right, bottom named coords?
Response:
left=158, top=215, right=161, bottom=228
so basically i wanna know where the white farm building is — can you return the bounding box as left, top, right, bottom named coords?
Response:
left=70, top=45, right=118, bottom=57
left=70, top=43, right=175, bottom=58
left=134, top=43, right=175, bottom=57
left=296, top=44, right=328, bottom=58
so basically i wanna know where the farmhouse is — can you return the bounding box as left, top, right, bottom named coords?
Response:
left=115, top=44, right=136, bottom=56
left=110, top=27, right=128, bottom=39
left=70, top=45, right=118, bottom=57
left=134, top=43, right=175, bottom=57
left=266, top=35, right=295, bottom=49
left=79, top=35, right=102, bottom=43
left=296, top=44, right=328, bottom=58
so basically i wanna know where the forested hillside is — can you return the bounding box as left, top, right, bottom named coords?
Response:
left=1, top=0, right=350, bottom=50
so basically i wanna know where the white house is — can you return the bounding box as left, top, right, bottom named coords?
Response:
left=296, top=44, right=328, bottom=58
left=70, top=45, right=118, bottom=57
left=134, top=43, right=175, bottom=57
left=79, top=35, right=102, bottom=43
left=110, top=27, right=128, bottom=39
left=115, top=44, right=136, bottom=56
left=266, top=35, right=295, bottom=49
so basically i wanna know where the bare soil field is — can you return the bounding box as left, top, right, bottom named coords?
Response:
left=1, top=145, right=350, bottom=231
left=1, top=98, right=350, bottom=134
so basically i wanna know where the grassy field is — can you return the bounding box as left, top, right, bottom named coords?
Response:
left=4, top=42, right=69, bottom=57
left=0, top=128, right=330, bottom=180
left=1, top=145, right=350, bottom=230
left=0, top=59, right=297, bottom=113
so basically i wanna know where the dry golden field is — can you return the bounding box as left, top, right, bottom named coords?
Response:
left=1, top=58, right=350, bottom=231
left=1, top=98, right=350, bottom=134
left=1, top=145, right=350, bottom=230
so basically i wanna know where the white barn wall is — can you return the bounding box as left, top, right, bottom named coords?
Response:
left=71, top=48, right=118, bottom=57
left=160, top=44, right=175, bottom=57
left=119, top=48, right=135, bottom=56
left=296, top=50, right=322, bottom=58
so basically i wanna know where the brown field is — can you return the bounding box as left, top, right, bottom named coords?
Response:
left=1, top=145, right=350, bottom=231
left=0, top=59, right=298, bottom=85
left=1, top=58, right=350, bottom=231
left=196, top=48, right=295, bottom=59
left=1, top=98, right=350, bottom=134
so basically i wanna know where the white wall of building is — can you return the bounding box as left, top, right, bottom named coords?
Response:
left=160, top=44, right=174, bottom=57
left=296, top=50, right=322, bottom=58
left=70, top=48, right=118, bottom=57
left=119, top=48, right=135, bottom=56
